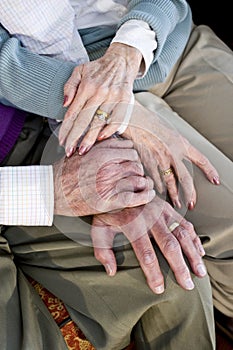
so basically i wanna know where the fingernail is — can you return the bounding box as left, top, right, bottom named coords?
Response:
left=188, top=201, right=195, bottom=210
left=174, top=199, right=182, bottom=209
left=153, top=285, right=164, bottom=294
left=105, top=264, right=114, bottom=276
left=63, top=95, right=68, bottom=106
left=197, top=263, right=207, bottom=277
left=98, top=133, right=106, bottom=140
left=185, top=279, right=194, bottom=290
left=79, top=145, right=92, bottom=155
left=66, top=146, right=75, bottom=157
left=78, top=145, right=87, bottom=155
left=213, top=176, right=220, bottom=185
left=85, top=145, right=92, bottom=153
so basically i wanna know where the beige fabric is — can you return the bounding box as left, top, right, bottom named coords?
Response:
left=1, top=222, right=215, bottom=350
left=148, top=24, right=233, bottom=316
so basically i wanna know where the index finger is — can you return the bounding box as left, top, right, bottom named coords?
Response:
left=186, top=145, right=220, bottom=185
left=96, top=147, right=140, bottom=164
left=94, top=138, right=134, bottom=149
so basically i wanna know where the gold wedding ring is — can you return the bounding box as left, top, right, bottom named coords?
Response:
left=94, top=109, right=111, bottom=123
left=168, top=222, right=180, bottom=232
left=160, top=167, right=174, bottom=176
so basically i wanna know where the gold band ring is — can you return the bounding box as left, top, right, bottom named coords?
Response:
left=94, top=109, right=111, bottom=123
left=160, top=167, right=174, bottom=176
left=168, top=222, right=180, bottom=232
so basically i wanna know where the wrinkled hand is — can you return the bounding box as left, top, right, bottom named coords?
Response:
left=53, top=138, right=155, bottom=216
left=100, top=98, right=220, bottom=209
left=59, top=43, right=142, bottom=157
left=92, top=196, right=207, bottom=294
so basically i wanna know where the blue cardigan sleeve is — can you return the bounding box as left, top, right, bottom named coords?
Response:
left=0, top=1, right=193, bottom=115
left=0, top=25, right=75, bottom=120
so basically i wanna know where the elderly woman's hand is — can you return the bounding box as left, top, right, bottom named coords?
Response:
left=91, top=196, right=207, bottom=294
left=53, top=138, right=155, bottom=216
left=98, top=96, right=220, bottom=209
left=58, top=43, right=142, bottom=157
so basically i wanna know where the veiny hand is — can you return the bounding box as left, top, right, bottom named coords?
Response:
left=53, top=138, right=155, bottom=216
left=99, top=97, right=220, bottom=209
left=59, top=43, right=142, bottom=157
left=92, top=196, right=207, bottom=294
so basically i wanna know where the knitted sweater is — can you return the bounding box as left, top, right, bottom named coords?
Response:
left=0, top=0, right=192, bottom=120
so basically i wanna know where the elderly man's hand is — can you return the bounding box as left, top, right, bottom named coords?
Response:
left=91, top=196, right=207, bottom=294
left=53, top=138, right=155, bottom=216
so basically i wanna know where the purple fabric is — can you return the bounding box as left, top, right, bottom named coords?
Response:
left=0, top=104, right=26, bottom=163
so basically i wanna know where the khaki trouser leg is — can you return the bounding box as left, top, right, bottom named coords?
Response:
left=0, top=118, right=216, bottom=349
left=136, top=90, right=233, bottom=320
left=2, top=220, right=215, bottom=350
left=145, top=24, right=233, bottom=318
left=0, top=234, right=68, bottom=350
left=133, top=275, right=215, bottom=350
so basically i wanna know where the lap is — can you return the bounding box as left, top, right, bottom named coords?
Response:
left=1, top=221, right=215, bottom=350
left=136, top=52, right=233, bottom=313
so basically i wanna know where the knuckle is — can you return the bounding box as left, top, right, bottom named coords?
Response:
left=163, top=237, right=180, bottom=254
left=141, top=249, right=156, bottom=266
left=165, top=177, right=175, bottom=186
left=184, top=221, right=194, bottom=232
left=80, top=83, right=91, bottom=94
left=131, top=149, right=139, bottom=161
left=65, top=111, right=76, bottom=121
left=135, top=176, right=146, bottom=188
left=178, top=172, right=189, bottom=184
left=98, top=85, right=109, bottom=95
left=121, top=192, right=134, bottom=206
left=197, top=155, right=208, bottom=166
left=65, top=78, right=77, bottom=89
left=109, top=88, right=121, bottom=99
left=180, top=177, right=193, bottom=189
left=147, top=176, right=154, bottom=186
left=175, top=229, right=189, bottom=241
left=94, top=249, right=105, bottom=262
left=175, top=265, right=189, bottom=277
left=134, top=162, right=144, bottom=175
left=148, top=275, right=164, bottom=288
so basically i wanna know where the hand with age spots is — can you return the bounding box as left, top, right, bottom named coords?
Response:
left=119, top=99, right=220, bottom=210
left=91, top=196, right=207, bottom=294
left=53, top=138, right=155, bottom=216
left=59, top=43, right=142, bottom=156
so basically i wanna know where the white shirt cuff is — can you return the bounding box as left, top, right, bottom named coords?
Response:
left=0, top=165, right=54, bottom=226
left=111, top=19, right=157, bottom=78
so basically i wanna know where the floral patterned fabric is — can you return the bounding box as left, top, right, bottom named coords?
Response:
left=29, top=278, right=134, bottom=350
